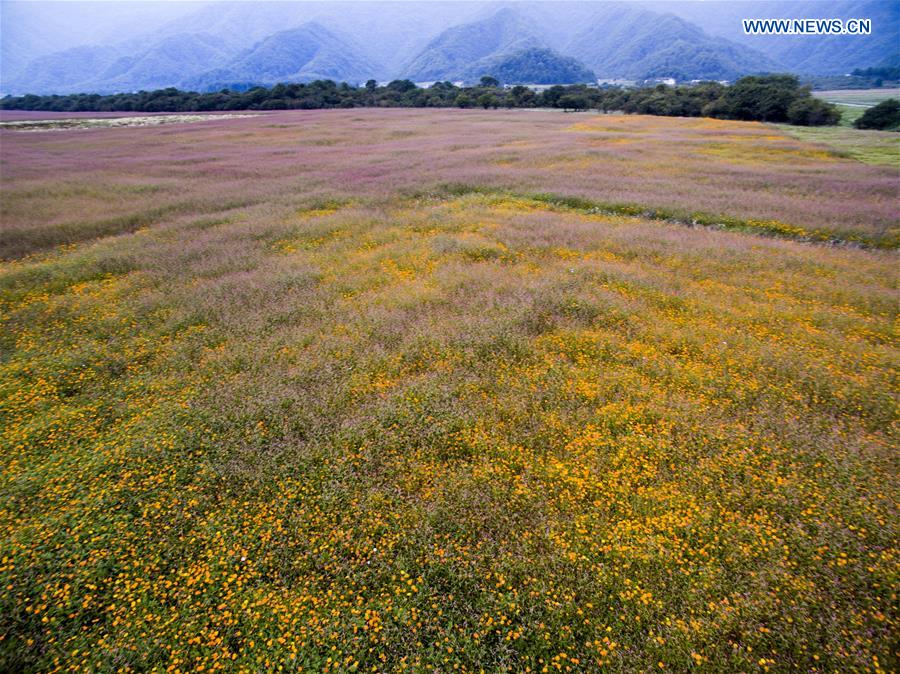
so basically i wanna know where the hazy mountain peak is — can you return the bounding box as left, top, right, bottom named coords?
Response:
left=567, top=5, right=777, bottom=81
left=182, top=20, right=380, bottom=90
left=2, top=1, right=897, bottom=95
left=402, top=6, right=545, bottom=82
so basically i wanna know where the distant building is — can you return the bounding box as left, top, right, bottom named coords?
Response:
left=596, top=78, right=636, bottom=87
left=414, top=81, right=464, bottom=89
left=647, top=77, right=677, bottom=86
left=687, top=79, right=731, bottom=86
left=501, top=83, right=563, bottom=92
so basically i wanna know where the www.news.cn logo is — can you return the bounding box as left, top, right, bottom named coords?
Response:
left=743, top=18, right=872, bottom=35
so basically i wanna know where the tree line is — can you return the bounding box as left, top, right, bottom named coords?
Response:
left=2, top=74, right=843, bottom=126
left=850, top=64, right=900, bottom=83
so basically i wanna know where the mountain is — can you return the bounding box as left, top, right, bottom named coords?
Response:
left=466, top=47, right=595, bottom=85
left=1, top=1, right=470, bottom=94
left=95, top=35, right=232, bottom=93
left=144, top=1, right=484, bottom=81
left=402, top=5, right=776, bottom=84
left=745, top=2, right=900, bottom=76
left=12, top=45, right=127, bottom=95
left=566, top=6, right=778, bottom=81
left=4, top=2, right=898, bottom=95
left=402, top=7, right=545, bottom=82
left=6, top=33, right=237, bottom=95
left=184, top=22, right=378, bottom=90
left=635, top=40, right=777, bottom=82
left=878, top=52, right=900, bottom=68
left=655, top=1, right=900, bottom=75
left=0, top=3, right=72, bottom=84
left=6, top=18, right=378, bottom=95
left=0, top=1, right=202, bottom=86
left=309, top=2, right=485, bottom=79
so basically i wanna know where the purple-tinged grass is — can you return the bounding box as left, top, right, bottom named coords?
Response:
left=0, top=110, right=897, bottom=673
left=1, top=109, right=897, bottom=259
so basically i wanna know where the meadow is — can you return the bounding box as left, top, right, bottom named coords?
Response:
left=0, top=109, right=897, bottom=672
left=814, top=88, right=900, bottom=107
left=834, top=104, right=866, bottom=128
left=776, top=123, right=900, bottom=168
left=813, top=89, right=900, bottom=131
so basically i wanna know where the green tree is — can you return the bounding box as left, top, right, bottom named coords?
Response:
left=476, top=93, right=496, bottom=109
left=479, top=76, right=500, bottom=88
left=510, top=85, right=535, bottom=106
left=387, top=79, right=416, bottom=93
left=786, top=98, right=840, bottom=126
left=854, top=99, right=900, bottom=130
left=708, top=74, right=803, bottom=122
left=539, top=85, right=566, bottom=107
left=558, top=94, right=588, bottom=112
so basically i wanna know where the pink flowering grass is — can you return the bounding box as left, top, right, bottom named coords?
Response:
left=1, top=109, right=897, bottom=259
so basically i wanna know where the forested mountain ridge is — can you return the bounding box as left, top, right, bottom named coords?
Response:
left=401, top=7, right=545, bottom=82
left=2, top=1, right=896, bottom=95
left=465, top=47, right=596, bottom=85
left=183, top=23, right=378, bottom=91
left=567, top=6, right=779, bottom=82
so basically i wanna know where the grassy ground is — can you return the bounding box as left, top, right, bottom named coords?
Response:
left=779, top=97, right=899, bottom=166
left=835, top=104, right=865, bottom=127
left=0, top=114, right=254, bottom=131
left=813, top=88, right=900, bottom=106
left=776, top=123, right=900, bottom=168
left=1, top=111, right=898, bottom=673
left=2, top=110, right=897, bottom=257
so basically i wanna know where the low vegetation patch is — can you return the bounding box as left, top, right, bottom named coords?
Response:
left=427, top=184, right=897, bottom=249
left=0, top=114, right=256, bottom=132
left=776, top=123, right=900, bottom=169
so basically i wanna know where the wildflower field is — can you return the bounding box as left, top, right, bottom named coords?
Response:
left=0, top=109, right=897, bottom=672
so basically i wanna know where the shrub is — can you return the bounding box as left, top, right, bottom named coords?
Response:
left=854, top=99, right=900, bottom=130
left=786, top=97, right=840, bottom=126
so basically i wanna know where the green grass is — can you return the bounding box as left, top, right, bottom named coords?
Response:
left=835, top=104, right=865, bottom=127
left=775, top=123, right=900, bottom=168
